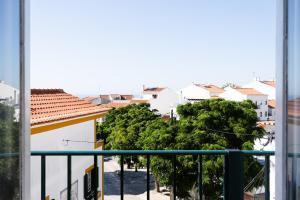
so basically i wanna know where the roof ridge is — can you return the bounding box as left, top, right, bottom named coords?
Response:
left=31, top=89, right=65, bottom=95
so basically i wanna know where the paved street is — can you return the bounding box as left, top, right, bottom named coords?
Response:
left=104, top=157, right=170, bottom=200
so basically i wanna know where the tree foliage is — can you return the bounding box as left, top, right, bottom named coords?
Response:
left=98, top=99, right=265, bottom=199
left=97, top=104, right=159, bottom=167
left=0, top=103, right=20, bottom=199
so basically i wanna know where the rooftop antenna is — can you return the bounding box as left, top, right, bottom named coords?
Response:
left=252, top=72, right=256, bottom=80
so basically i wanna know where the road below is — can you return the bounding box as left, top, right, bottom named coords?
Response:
left=104, top=157, right=170, bottom=200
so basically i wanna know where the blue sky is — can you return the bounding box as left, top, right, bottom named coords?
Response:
left=31, top=0, right=276, bottom=96
left=0, top=0, right=20, bottom=89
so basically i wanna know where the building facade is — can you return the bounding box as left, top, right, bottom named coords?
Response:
left=243, top=80, right=276, bottom=100
left=220, top=87, right=269, bottom=121
left=180, top=84, right=224, bottom=103
left=142, top=87, right=179, bottom=115
left=30, top=89, right=109, bottom=200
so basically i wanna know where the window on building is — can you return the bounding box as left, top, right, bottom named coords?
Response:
left=260, top=112, right=262, bottom=117
left=152, top=94, right=158, bottom=99
left=265, top=111, right=268, bottom=117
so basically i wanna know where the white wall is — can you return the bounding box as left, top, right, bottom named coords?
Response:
left=91, top=98, right=102, bottom=105
left=148, top=88, right=179, bottom=115
left=31, top=120, right=103, bottom=200
left=180, top=84, right=211, bottom=102
left=254, top=137, right=275, bottom=199
left=0, top=81, right=19, bottom=105
left=219, top=88, right=246, bottom=102
left=142, top=93, right=154, bottom=100
left=220, top=89, right=269, bottom=121
left=247, top=95, right=269, bottom=121
left=243, top=81, right=276, bottom=100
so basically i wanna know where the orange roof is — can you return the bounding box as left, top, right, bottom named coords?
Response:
left=100, top=95, right=110, bottom=99
left=99, top=102, right=131, bottom=109
left=121, top=95, right=134, bottom=100
left=99, top=99, right=149, bottom=109
left=195, top=84, right=224, bottom=93
left=31, top=89, right=110, bottom=126
left=288, top=98, right=300, bottom=118
left=268, top=100, right=276, bottom=108
left=130, top=99, right=149, bottom=104
left=235, top=88, right=266, bottom=96
left=261, top=81, right=276, bottom=87
left=143, top=87, right=165, bottom=94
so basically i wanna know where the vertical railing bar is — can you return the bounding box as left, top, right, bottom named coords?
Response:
left=147, top=155, right=150, bottom=200
left=67, top=155, right=72, bottom=200
left=264, top=155, right=270, bottom=200
left=198, top=155, right=203, bottom=200
left=172, top=155, right=176, bottom=200
left=223, top=154, right=226, bottom=200
left=94, top=155, right=98, bottom=200
left=41, top=155, right=46, bottom=200
left=292, top=157, right=297, bottom=200
left=120, top=155, right=124, bottom=200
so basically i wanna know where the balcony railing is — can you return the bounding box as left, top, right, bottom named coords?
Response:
left=30, top=150, right=274, bottom=200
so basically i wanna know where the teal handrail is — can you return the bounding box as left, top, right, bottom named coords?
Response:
left=31, top=149, right=274, bottom=200
left=31, top=149, right=274, bottom=156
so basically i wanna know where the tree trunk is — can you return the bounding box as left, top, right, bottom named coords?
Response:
left=169, top=187, right=174, bottom=200
left=155, top=180, right=160, bottom=193
left=135, top=163, right=138, bottom=172
left=127, top=162, right=131, bottom=169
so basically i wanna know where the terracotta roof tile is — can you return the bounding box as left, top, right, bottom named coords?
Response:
left=261, top=81, right=276, bottom=87
left=120, top=95, right=134, bottom=100
left=143, top=87, right=166, bottom=94
left=268, top=100, right=276, bottom=108
left=31, top=89, right=110, bottom=126
left=99, top=102, right=131, bottom=109
left=288, top=98, right=300, bottom=118
left=235, top=88, right=266, bottom=96
left=194, top=84, right=224, bottom=93
left=130, top=99, right=149, bottom=104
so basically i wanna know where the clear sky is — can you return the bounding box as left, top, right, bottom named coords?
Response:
left=0, top=0, right=20, bottom=89
left=31, top=0, right=276, bottom=96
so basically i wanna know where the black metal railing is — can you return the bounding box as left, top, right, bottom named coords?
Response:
left=31, top=150, right=275, bottom=200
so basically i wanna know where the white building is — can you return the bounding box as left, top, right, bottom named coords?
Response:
left=220, top=87, right=269, bottom=121
left=180, top=84, right=224, bottom=103
left=254, top=135, right=276, bottom=200
left=0, top=80, right=19, bottom=105
left=31, top=89, right=109, bottom=200
left=268, top=100, right=276, bottom=121
left=142, top=86, right=179, bottom=115
left=254, top=121, right=276, bottom=199
left=243, top=79, right=276, bottom=100
left=83, top=96, right=102, bottom=105
left=99, top=94, right=134, bottom=105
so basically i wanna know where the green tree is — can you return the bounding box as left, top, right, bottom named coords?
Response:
left=97, top=104, right=159, bottom=169
left=140, top=99, right=264, bottom=199
left=0, top=103, right=20, bottom=199
left=99, top=99, right=264, bottom=199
